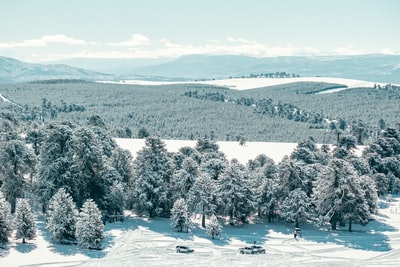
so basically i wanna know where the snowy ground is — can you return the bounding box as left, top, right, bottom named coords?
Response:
left=114, top=138, right=365, bottom=165
left=0, top=197, right=399, bottom=267
left=97, top=77, right=392, bottom=91
left=0, top=140, right=396, bottom=267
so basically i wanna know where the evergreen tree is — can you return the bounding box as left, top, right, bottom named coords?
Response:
left=313, top=159, right=372, bottom=231
left=76, top=199, right=104, bottom=250
left=35, top=123, right=77, bottom=213
left=206, top=214, right=222, bottom=240
left=0, top=192, right=11, bottom=244
left=0, top=140, right=36, bottom=213
left=14, top=198, right=36, bottom=243
left=257, top=178, right=278, bottom=223
left=280, top=188, right=312, bottom=228
left=131, top=137, right=173, bottom=217
left=104, top=180, right=125, bottom=220
left=110, top=147, right=134, bottom=186
left=170, top=198, right=192, bottom=233
left=187, top=172, right=217, bottom=228
left=217, top=162, right=256, bottom=224
left=171, top=157, right=199, bottom=200
left=46, top=188, right=78, bottom=244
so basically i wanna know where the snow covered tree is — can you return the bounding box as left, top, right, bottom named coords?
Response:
left=14, top=198, right=36, bottom=243
left=171, top=157, right=199, bottom=200
left=187, top=172, right=218, bottom=228
left=170, top=198, right=192, bottom=233
left=217, top=161, right=256, bottom=224
left=0, top=192, right=11, bottom=244
left=131, top=137, right=173, bottom=217
left=110, top=147, right=134, bottom=186
left=35, top=123, right=77, bottom=213
left=313, top=158, right=372, bottom=231
left=46, top=188, right=78, bottom=244
left=103, top=180, right=125, bottom=220
left=76, top=199, right=105, bottom=250
left=280, top=188, right=312, bottom=228
left=206, top=214, right=222, bottom=240
left=257, top=178, right=278, bottom=223
left=0, top=140, right=36, bottom=213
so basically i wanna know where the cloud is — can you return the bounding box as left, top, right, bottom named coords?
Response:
left=0, top=34, right=87, bottom=48
left=108, top=34, right=151, bottom=47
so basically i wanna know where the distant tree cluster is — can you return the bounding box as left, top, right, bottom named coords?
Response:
left=247, top=72, right=300, bottom=78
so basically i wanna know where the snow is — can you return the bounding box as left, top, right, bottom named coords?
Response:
left=0, top=140, right=395, bottom=267
left=1, top=198, right=400, bottom=267
left=97, top=77, right=393, bottom=92
left=114, top=138, right=364, bottom=164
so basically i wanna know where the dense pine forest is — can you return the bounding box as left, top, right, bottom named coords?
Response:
left=0, top=80, right=400, bottom=247
left=1, top=80, right=400, bottom=144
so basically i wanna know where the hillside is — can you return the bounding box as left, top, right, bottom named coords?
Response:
left=55, top=54, right=400, bottom=84
left=1, top=80, right=400, bottom=144
left=0, top=56, right=114, bottom=83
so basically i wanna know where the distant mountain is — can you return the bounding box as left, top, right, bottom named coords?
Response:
left=3, top=54, right=400, bottom=84
left=0, top=56, right=114, bottom=84
left=124, top=54, right=400, bottom=84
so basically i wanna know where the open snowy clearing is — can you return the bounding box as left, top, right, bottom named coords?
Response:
left=97, top=77, right=392, bottom=92
left=114, top=138, right=365, bottom=164
left=0, top=197, right=399, bottom=267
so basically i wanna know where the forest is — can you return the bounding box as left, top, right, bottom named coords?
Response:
left=0, top=80, right=400, bottom=144
left=0, top=80, right=400, bottom=248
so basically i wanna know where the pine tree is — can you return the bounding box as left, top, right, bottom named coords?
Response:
left=14, top=198, right=36, bottom=243
left=131, top=137, right=173, bottom=217
left=313, top=158, right=372, bottom=231
left=258, top=178, right=278, bottom=223
left=170, top=198, right=192, bottom=233
left=46, top=188, right=78, bottom=244
left=280, top=188, right=312, bottom=228
left=0, top=192, right=11, bottom=244
left=0, top=140, right=36, bottom=213
left=171, top=157, right=199, bottom=200
left=76, top=199, right=104, bottom=250
left=206, top=214, right=222, bottom=240
left=35, top=123, right=76, bottom=213
left=217, top=162, right=256, bottom=224
left=187, top=172, right=218, bottom=228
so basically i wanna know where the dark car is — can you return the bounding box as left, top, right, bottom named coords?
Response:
left=238, top=247, right=255, bottom=254
left=250, top=245, right=266, bottom=254
left=176, top=245, right=194, bottom=253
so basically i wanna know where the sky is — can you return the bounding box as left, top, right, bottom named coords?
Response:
left=0, top=0, right=399, bottom=62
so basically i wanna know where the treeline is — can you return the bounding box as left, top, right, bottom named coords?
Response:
left=1, top=81, right=400, bottom=144
left=1, top=116, right=400, bottom=247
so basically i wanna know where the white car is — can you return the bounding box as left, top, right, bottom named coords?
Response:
left=176, top=245, right=194, bottom=253
left=238, top=247, right=255, bottom=254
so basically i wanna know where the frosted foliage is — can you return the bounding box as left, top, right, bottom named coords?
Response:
left=170, top=198, right=192, bottom=232
left=14, top=198, right=36, bottom=243
left=217, top=162, right=256, bottom=223
left=76, top=199, right=105, bottom=249
left=46, top=188, right=78, bottom=243
left=313, top=158, right=372, bottom=230
left=280, top=188, right=312, bottom=226
left=132, top=137, right=172, bottom=217
left=206, top=214, right=222, bottom=239
left=0, top=192, right=11, bottom=243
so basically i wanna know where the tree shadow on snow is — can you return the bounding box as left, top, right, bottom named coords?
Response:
left=264, top=216, right=396, bottom=252
left=15, top=242, right=37, bottom=253
left=36, top=217, right=108, bottom=258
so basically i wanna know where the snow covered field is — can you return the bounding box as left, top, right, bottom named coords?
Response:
left=1, top=197, right=399, bottom=267
left=97, top=77, right=391, bottom=91
left=1, top=139, right=396, bottom=267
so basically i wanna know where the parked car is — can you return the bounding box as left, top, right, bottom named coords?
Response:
left=250, top=245, right=266, bottom=254
left=176, top=245, right=194, bottom=253
left=239, top=245, right=266, bottom=254
left=238, top=247, right=255, bottom=254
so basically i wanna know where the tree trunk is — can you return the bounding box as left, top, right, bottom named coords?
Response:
left=22, top=237, right=26, bottom=244
left=348, top=218, right=352, bottom=232
left=295, top=218, right=299, bottom=228
left=330, top=214, right=337, bottom=230
left=201, top=205, right=206, bottom=228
